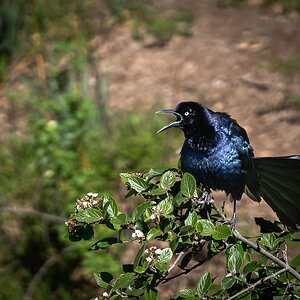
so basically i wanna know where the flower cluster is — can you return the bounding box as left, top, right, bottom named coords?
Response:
left=131, top=229, right=145, bottom=240
left=144, top=246, right=163, bottom=263
left=75, top=192, right=100, bottom=212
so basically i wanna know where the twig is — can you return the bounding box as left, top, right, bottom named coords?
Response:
left=23, top=246, right=73, bottom=300
left=211, top=202, right=300, bottom=281
left=227, top=267, right=289, bottom=300
left=0, top=206, right=66, bottom=224
left=161, top=259, right=208, bottom=284
left=166, top=251, right=184, bottom=275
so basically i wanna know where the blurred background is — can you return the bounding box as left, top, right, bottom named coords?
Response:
left=0, top=0, right=300, bottom=299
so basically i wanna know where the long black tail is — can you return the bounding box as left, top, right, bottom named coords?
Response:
left=246, top=156, right=300, bottom=231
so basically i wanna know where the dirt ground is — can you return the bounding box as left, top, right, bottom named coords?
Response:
left=93, top=1, right=300, bottom=297
left=96, top=0, right=300, bottom=223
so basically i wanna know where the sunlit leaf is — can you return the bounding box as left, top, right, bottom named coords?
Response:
left=74, top=208, right=103, bottom=223
left=197, top=219, right=215, bottom=236
left=181, top=173, right=196, bottom=197
left=113, top=272, right=136, bottom=290
left=160, top=170, right=176, bottom=190
left=94, top=272, right=113, bottom=288
left=196, top=272, right=212, bottom=296
left=212, top=225, right=231, bottom=240
left=146, top=228, right=163, bottom=241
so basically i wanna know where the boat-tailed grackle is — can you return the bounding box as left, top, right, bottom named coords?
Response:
left=157, top=101, right=300, bottom=231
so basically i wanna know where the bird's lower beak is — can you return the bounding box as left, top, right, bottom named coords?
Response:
left=156, top=109, right=183, bottom=133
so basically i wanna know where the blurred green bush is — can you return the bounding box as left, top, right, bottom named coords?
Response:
left=0, top=0, right=184, bottom=298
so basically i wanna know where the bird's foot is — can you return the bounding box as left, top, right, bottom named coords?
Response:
left=192, top=191, right=214, bottom=210
left=201, top=191, right=214, bottom=204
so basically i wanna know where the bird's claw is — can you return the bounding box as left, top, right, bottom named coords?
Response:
left=201, top=191, right=214, bottom=204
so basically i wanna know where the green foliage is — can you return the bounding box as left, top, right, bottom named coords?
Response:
left=106, top=0, right=194, bottom=41
left=67, top=170, right=300, bottom=299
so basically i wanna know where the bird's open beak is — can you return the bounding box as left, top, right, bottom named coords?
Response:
left=156, top=109, right=183, bottom=133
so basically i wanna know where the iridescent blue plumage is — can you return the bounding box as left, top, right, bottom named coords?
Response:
left=157, top=101, right=300, bottom=230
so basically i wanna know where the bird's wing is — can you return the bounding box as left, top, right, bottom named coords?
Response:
left=249, top=156, right=300, bottom=230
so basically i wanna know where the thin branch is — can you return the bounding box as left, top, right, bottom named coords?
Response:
left=167, top=251, right=184, bottom=275
left=211, top=202, right=300, bottom=281
left=22, top=246, right=73, bottom=300
left=0, top=206, right=66, bottom=224
left=227, top=267, right=289, bottom=300
left=161, top=258, right=208, bottom=284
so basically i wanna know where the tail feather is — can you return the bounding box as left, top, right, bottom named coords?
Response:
left=247, top=156, right=300, bottom=231
left=260, top=180, right=299, bottom=228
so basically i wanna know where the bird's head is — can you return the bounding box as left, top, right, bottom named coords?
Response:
left=157, top=101, right=210, bottom=136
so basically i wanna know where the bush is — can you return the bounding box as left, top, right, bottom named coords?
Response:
left=66, top=169, right=300, bottom=299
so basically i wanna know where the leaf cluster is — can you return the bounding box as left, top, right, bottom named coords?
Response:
left=67, top=169, right=300, bottom=299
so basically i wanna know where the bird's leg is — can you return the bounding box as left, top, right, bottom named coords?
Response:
left=229, top=197, right=237, bottom=232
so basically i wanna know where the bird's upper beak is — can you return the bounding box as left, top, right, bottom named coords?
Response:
left=156, top=109, right=183, bottom=133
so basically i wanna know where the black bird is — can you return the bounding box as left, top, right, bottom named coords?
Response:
left=157, top=101, right=300, bottom=231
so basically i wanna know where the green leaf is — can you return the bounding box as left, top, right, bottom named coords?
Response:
left=243, top=261, right=258, bottom=274
left=74, top=208, right=103, bottom=223
left=145, top=289, right=158, bottom=300
left=134, top=263, right=148, bottom=274
left=185, top=211, right=198, bottom=226
left=155, top=261, right=168, bottom=272
left=156, top=197, right=173, bottom=217
left=177, top=288, right=196, bottom=298
left=260, top=233, right=276, bottom=250
left=157, top=248, right=173, bottom=263
left=291, top=253, right=300, bottom=268
left=160, top=170, right=176, bottom=190
left=212, top=225, right=231, bottom=240
left=244, top=251, right=251, bottom=263
left=226, top=245, right=243, bottom=274
left=221, top=276, right=236, bottom=289
left=146, top=228, right=163, bottom=241
left=110, top=213, right=128, bottom=225
left=151, top=187, right=167, bottom=195
left=197, top=219, right=215, bottom=236
left=113, top=272, right=136, bottom=290
left=132, top=201, right=154, bottom=222
left=155, top=248, right=173, bottom=271
left=146, top=167, right=169, bottom=181
left=89, top=237, right=120, bottom=251
left=196, top=272, right=212, bottom=296
left=120, top=173, right=149, bottom=193
left=181, top=173, right=196, bottom=197
left=94, top=272, right=113, bottom=288
left=134, top=243, right=146, bottom=269
left=109, top=213, right=128, bottom=230
left=179, top=225, right=194, bottom=236
left=102, top=193, right=119, bottom=217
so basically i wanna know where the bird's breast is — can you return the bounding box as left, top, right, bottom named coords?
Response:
left=180, top=138, right=246, bottom=199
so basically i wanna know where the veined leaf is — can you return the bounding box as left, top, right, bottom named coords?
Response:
left=120, top=173, right=149, bottom=193
left=114, top=272, right=136, bottom=290
left=160, top=170, right=176, bottom=191
left=74, top=208, right=103, bottom=223
left=94, top=272, right=113, bottom=288
left=156, top=197, right=173, bottom=217
left=146, top=228, right=163, bottom=241
left=196, top=272, right=212, bottom=296
left=197, top=219, right=215, bottom=236
left=181, top=173, right=196, bottom=197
